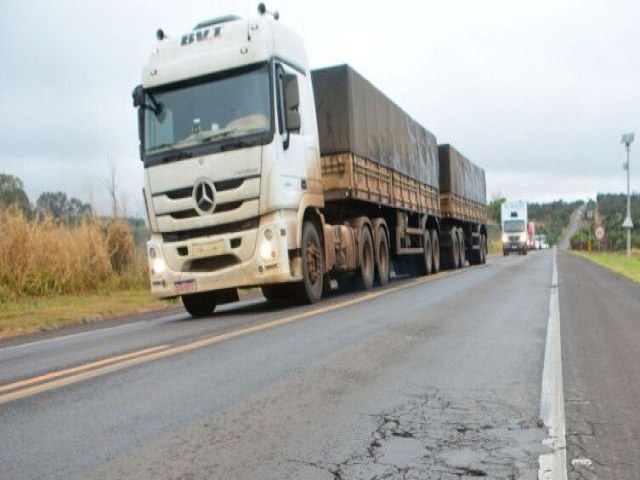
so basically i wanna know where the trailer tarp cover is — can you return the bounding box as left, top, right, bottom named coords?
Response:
left=311, top=65, right=439, bottom=188
left=438, top=144, right=486, bottom=204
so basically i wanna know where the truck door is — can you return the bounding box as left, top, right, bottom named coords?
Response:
left=274, top=62, right=309, bottom=196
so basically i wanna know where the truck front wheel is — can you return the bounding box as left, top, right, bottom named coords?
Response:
left=182, top=292, right=216, bottom=318
left=297, top=221, right=324, bottom=303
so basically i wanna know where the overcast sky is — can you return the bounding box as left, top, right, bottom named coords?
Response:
left=1, top=0, right=638, bottom=216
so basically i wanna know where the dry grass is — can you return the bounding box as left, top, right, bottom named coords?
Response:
left=0, top=289, right=177, bottom=339
left=0, top=209, right=147, bottom=302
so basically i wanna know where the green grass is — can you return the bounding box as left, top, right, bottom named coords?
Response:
left=0, top=289, right=178, bottom=339
left=572, top=251, right=640, bottom=284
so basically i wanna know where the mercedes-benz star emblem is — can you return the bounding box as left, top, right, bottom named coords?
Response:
left=193, top=179, right=216, bottom=215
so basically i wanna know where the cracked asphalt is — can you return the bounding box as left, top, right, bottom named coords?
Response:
left=0, top=252, right=555, bottom=479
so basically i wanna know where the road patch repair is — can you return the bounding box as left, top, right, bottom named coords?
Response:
left=538, top=248, right=568, bottom=479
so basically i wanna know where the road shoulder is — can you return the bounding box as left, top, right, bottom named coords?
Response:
left=559, top=251, right=640, bottom=479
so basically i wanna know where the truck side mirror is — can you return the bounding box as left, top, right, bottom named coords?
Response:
left=282, top=74, right=301, bottom=133
left=132, top=85, right=144, bottom=108
left=137, top=107, right=145, bottom=161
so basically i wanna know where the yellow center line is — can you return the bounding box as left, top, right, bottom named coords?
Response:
left=0, top=266, right=473, bottom=405
left=0, top=345, right=170, bottom=394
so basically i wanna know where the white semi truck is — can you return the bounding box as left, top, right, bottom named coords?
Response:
left=501, top=200, right=528, bottom=255
left=133, top=5, right=488, bottom=317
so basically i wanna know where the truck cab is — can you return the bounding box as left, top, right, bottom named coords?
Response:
left=133, top=13, right=323, bottom=313
left=501, top=200, right=528, bottom=255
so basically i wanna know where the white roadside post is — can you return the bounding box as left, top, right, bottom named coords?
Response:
left=621, top=133, right=634, bottom=257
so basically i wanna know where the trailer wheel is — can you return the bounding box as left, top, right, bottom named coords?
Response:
left=481, top=234, right=488, bottom=264
left=297, top=221, right=324, bottom=303
left=457, top=229, right=466, bottom=268
left=374, top=226, right=390, bottom=286
left=431, top=230, right=440, bottom=274
left=422, top=229, right=433, bottom=275
left=354, top=226, right=375, bottom=290
left=181, top=292, right=216, bottom=318
left=446, top=229, right=460, bottom=270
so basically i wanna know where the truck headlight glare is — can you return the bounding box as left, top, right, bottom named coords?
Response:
left=259, top=241, right=276, bottom=261
left=501, top=233, right=508, bottom=243
left=151, top=258, right=165, bottom=275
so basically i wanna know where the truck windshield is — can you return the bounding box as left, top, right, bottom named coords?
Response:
left=144, top=63, right=272, bottom=157
left=503, top=220, right=526, bottom=233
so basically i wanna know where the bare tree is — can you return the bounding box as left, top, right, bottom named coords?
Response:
left=102, top=155, right=118, bottom=218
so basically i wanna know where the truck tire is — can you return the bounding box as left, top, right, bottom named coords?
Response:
left=422, top=229, right=433, bottom=275
left=457, top=229, right=466, bottom=268
left=297, top=221, right=324, bottom=303
left=261, top=283, right=294, bottom=302
left=182, top=292, right=216, bottom=318
left=445, top=229, right=459, bottom=270
left=354, top=226, right=375, bottom=290
left=374, top=226, right=390, bottom=286
left=431, top=229, right=440, bottom=273
left=481, top=233, right=487, bottom=264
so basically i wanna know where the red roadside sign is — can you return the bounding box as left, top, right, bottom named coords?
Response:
left=595, top=226, right=605, bottom=240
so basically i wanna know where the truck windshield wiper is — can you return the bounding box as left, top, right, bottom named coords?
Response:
left=220, top=138, right=258, bottom=151
left=199, top=128, right=241, bottom=144
left=149, top=143, right=193, bottom=162
left=162, top=151, right=193, bottom=162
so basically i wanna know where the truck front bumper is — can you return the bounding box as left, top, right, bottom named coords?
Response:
left=147, top=211, right=301, bottom=299
left=502, top=241, right=526, bottom=253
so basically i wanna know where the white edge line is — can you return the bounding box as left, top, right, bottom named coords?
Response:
left=538, top=247, right=568, bottom=480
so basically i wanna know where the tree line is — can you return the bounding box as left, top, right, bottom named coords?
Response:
left=0, top=173, right=92, bottom=224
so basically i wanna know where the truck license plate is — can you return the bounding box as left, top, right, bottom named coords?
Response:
left=175, top=279, right=196, bottom=295
left=192, top=240, right=225, bottom=257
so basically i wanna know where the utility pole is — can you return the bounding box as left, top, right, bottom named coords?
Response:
left=621, top=133, right=634, bottom=257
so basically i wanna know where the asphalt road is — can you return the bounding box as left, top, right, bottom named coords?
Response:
left=559, top=252, right=640, bottom=479
left=560, top=204, right=586, bottom=250
left=0, top=250, right=560, bottom=479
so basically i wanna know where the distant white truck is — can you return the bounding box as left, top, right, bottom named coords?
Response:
left=501, top=200, right=528, bottom=255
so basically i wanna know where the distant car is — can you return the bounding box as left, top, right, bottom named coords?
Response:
left=535, top=240, right=541, bottom=249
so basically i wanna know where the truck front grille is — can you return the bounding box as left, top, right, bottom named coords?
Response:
left=186, top=255, right=239, bottom=273
left=162, top=217, right=259, bottom=243
left=164, top=178, right=246, bottom=200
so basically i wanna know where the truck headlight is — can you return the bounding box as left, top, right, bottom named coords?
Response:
left=520, top=232, right=527, bottom=242
left=151, top=258, right=166, bottom=275
left=148, top=244, right=166, bottom=275
left=501, top=233, right=508, bottom=243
